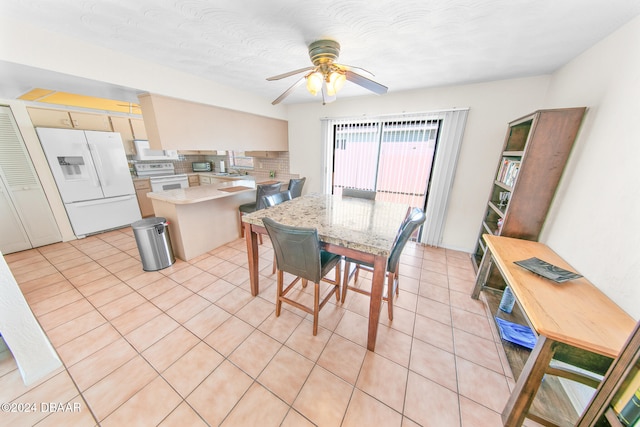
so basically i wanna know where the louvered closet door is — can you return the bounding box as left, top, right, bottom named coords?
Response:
left=0, top=106, right=61, bottom=253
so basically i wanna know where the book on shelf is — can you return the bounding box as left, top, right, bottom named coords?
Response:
left=618, top=387, right=640, bottom=426
left=613, top=368, right=640, bottom=426
left=496, top=159, right=521, bottom=187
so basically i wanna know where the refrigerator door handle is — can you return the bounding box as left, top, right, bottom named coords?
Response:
left=82, top=146, right=101, bottom=188
left=89, top=144, right=107, bottom=187
left=71, top=195, right=136, bottom=207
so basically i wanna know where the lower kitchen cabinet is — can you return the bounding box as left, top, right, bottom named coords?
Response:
left=199, top=175, right=225, bottom=185
left=133, top=179, right=154, bottom=217
left=188, top=175, right=200, bottom=186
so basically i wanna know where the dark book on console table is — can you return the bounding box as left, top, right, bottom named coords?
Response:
left=514, top=257, right=583, bottom=283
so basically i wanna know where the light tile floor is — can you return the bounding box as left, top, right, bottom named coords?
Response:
left=0, top=227, right=525, bottom=426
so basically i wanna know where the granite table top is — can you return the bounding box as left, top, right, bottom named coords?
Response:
left=242, top=193, right=410, bottom=257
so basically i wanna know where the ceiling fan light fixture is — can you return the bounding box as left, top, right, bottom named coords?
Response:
left=306, top=71, right=323, bottom=96
left=267, top=39, right=387, bottom=105
left=326, top=70, right=346, bottom=96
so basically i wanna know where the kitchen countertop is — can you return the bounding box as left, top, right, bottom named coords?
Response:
left=146, top=178, right=287, bottom=205
left=147, top=179, right=257, bottom=204
left=195, top=172, right=253, bottom=180
left=132, top=173, right=251, bottom=181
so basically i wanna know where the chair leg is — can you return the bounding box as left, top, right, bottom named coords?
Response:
left=387, top=273, right=394, bottom=321
left=272, top=256, right=276, bottom=274
left=395, top=271, right=400, bottom=296
left=341, top=261, right=351, bottom=303
left=239, top=211, right=244, bottom=237
left=313, top=282, right=320, bottom=335
left=334, top=262, right=341, bottom=301
left=275, top=270, right=283, bottom=316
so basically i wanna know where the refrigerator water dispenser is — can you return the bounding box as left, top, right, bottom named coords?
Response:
left=57, top=156, right=86, bottom=180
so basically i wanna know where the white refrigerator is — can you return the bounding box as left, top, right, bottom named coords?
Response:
left=36, top=127, right=141, bottom=237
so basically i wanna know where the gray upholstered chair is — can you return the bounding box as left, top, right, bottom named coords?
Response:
left=342, top=188, right=376, bottom=200
left=287, top=177, right=306, bottom=198
left=239, top=182, right=282, bottom=239
left=262, top=190, right=292, bottom=208
left=341, top=207, right=426, bottom=320
left=263, top=217, right=341, bottom=335
left=262, top=190, right=293, bottom=273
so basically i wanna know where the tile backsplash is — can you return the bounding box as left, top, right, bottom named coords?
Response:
left=128, top=151, right=298, bottom=181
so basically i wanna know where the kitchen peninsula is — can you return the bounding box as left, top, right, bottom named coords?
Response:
left=147, top=179, right=261, bottom=260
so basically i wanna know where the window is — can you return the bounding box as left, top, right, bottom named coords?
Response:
left=229, top=151, right=254, bottom=169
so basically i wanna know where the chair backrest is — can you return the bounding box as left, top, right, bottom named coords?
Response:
left=342, top=188, right=376, bottom=200
left=262, top=217, right=322, bottom=283
left=387, top=208, right=426, bottom=274
left=255, top=182, right=283, bottom=210
left=287, top=177, right=306, bottom=198
left=263, top=190, right=292, bottom=208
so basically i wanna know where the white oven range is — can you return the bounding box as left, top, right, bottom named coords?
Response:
left=134, top=163, right=189, bottom=192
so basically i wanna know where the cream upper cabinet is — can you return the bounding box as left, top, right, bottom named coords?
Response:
left=27, top=107, right=112, bottom=132
left=130, top=118, right=147, bottom=140
left=245, top=151, right=279, bottom=158
left=110, top=116, right=136, bottom=155
left=27, top=107, right=74, bottom=128
left=68, top=112, right=111, bottom=131
left=138, top=93, right=288, bottom=151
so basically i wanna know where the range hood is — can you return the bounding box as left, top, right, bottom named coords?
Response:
left=134, top=140, right=179, bottom=161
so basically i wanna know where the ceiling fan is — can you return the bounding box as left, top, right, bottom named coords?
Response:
left=267, top=39, right=388, bottom=105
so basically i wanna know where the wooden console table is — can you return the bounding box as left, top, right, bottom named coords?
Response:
left=472, top=235, right=635, bottom=427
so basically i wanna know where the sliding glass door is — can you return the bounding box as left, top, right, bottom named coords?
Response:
left=332, top=119, right=440, bottom=208
left=323, top=109, right=468, bottom=246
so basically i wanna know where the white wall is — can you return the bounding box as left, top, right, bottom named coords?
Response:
left=540, top=15, right=640, bottom=319
left=285, top=77, right=550, bottom=251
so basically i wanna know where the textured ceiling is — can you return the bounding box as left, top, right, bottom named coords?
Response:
left=2, top=0, right=640, bottom=105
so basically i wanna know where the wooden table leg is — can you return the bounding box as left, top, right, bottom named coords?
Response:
left=245, top=222, right=260, bottom=296
left=502, top=335, right=556, bottom=427
left=471, top=248, right=493, bottom=299
left=367, top=254, right=387, bottom=351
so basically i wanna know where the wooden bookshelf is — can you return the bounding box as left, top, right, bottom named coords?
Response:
left=472, top=108, right=586, bottom=271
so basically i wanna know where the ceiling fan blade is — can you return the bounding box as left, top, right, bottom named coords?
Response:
left=337, top=63, right=375, bottom=78
left=271, top=77, right=306, bottom=105
left=345, top=70, right=388, bottom=95
left=266, top=66, right=315, bottom=81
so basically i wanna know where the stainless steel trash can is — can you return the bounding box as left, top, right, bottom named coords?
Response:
left=131, top=217, right=175, bottom=271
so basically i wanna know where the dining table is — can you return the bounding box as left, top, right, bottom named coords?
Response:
left=241, top=193, right=410, bottom=351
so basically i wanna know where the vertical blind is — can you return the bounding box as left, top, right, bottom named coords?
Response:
left=322, top=108, right=469, bottom=246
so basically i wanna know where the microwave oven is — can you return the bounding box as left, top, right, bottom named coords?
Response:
left=192, top=162, right=212, bottom=172
left=133, top=140, right=179, bottom=161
